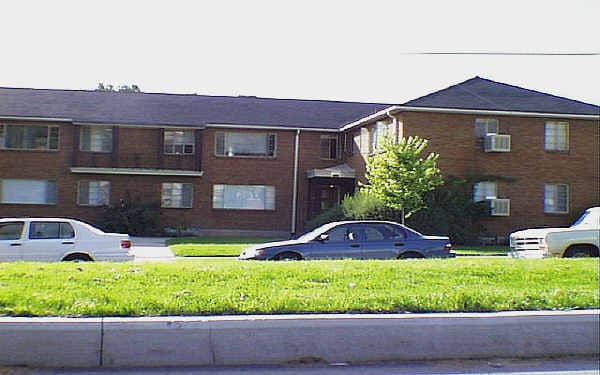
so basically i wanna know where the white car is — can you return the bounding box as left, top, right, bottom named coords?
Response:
left=0, top=218, right=134, bottom=262
left=509, top=207, right=600, bottom=258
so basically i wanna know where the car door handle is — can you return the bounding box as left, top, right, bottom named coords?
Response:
left=10, top=243, right=22, bottom=246
left=62, top=241, right=75, bottom=245
left=350, top=243, right=360, bottom=248
left=394, top=242, right=405, bottom=246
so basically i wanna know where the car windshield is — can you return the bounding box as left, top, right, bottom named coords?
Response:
left=571, top=210, right=599, bottom=227
left=296, top=222, right=342, bottom=242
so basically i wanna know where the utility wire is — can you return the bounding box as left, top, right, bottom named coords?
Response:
left=411, top=52, right=599, bottom=56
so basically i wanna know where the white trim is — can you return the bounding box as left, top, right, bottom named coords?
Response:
left=207, top=123, right=339, bottom=132
left=340, top=105, right=600, bottom=131
left=70, top=167, right=203, bottom=177
left=0, top=115, right=73, bottom=123
left=74, top=122, right=206, bottom=130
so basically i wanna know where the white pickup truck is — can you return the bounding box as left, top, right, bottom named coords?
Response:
left=509, top=207, right=600, bottom=258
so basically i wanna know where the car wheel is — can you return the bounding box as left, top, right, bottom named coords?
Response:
left=273, top=252, right=302, bottom=261
left=62, top=253, right=93, bottom=262
left=399, top=251, right=424, bottom=259
left=564, top=245, right=598, bottom=258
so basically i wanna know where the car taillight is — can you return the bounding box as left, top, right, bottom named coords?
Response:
left=445, top=243, right=452, bottom=252
left=121, top=240, right=132, bottom=249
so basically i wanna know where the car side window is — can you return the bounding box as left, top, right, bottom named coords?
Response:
left=60, top=223, right=75, bottom=239
left=364, top=226, right=385, bottom=241
left=0, top=222, right=24, bottom=240
left=29, top=222, right=60, bottom=239
left=325, top=225, right=359, bottom=242
left=364, top=224, right=406, bottom=241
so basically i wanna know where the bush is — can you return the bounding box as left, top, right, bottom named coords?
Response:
left=304, top=205, right=345, bottom=231
left=99, top=198, right=161, bottom=236
left=341, top=190, right=401, bottom=221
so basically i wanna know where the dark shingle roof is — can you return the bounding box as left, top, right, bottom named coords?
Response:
left=403, top=77, right=599, bottom=116
left=0, top=87, right=390, bottom=129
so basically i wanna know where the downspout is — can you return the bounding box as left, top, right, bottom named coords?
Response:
left=291, top=129, right=300, bottom=235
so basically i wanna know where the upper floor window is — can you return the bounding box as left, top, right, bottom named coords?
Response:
left=161, top=183, right=193, bottom=208
left=320, top=135, right=339, bottom=160
left=164, top=130, right=195, bottom=155
left=371, top=122, right=388, bottom=153
left=0, top=124, right=58, bottom=151
left=359, top=127, right=370, bottom=155
left=78, top=181, right=110, bottom=206
left=473, top=181, right=497, bottom=202
left=215, top=132, right=276, bottom=158
left=474, top=118, right=499, bottom=138
left=80, top=126, right=113, bottom=152
left=544, top=122, right=569, bottom=151
left=213, top=184, right=275, bottom=210
left=0, top=179, right=57, bottom=205
left=544, top=183, right=569, bottom=213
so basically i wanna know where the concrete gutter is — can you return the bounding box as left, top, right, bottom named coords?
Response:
left=0, top=310, right=598, bottom=368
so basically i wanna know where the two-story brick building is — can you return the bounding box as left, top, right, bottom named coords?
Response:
left=1, top=77, right=598, bottom=239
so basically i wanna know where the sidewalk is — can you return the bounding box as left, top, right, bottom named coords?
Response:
left=131, top=237, right=175, bottom=261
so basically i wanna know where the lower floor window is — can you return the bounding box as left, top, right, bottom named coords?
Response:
left=0, top=179, right=57, bottom=204
left=161, top=183, right=193, bottom=208
left=544, top=183, right=569, bottom=213
left=473, top=181, right=497, bottom=202
left=78, top=181, right=110, bottom=206
left=213, top=184, right=275, bottom=210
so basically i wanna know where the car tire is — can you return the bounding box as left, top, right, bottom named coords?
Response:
left=273, top=252, right=302, bottom=261
left=398, top=251, right=424, bottom=259
left=564, top=245, right=599, bottom=258
left=62, top=253, right=93, bottom=262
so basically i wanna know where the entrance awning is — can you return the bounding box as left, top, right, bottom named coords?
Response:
left=307, top=163, right=356, bottom=179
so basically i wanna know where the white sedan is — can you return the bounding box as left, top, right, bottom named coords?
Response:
left=0, top=218, right=134, bottom=262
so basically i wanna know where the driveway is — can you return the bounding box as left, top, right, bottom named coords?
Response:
left=131, top=237, right=175, bottom=261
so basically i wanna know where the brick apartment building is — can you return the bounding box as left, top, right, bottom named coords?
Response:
left=1, top=77, right=598, bottom=239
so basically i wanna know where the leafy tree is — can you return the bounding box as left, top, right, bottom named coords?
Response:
left=96, top=83, right=141, bottom=93
left=362, top=136, right=442, bottom=219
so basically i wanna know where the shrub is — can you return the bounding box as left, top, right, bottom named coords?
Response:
left=99, top=198, right=161, bottom=236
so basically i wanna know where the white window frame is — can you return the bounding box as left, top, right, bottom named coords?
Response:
left=360, top=127, right=370, bottom=155
left=164, top=130, right=195, bottom=155
left=213, top=184, right=275, bottom=211
left=80, top=126, right=113, bottom=153
left=474, top=118, right=499, bottom=138
left=0, top=123, right=59, bottom=151
left=161, top=183, right=193, bottom=208
left=544, top=183, right=569, bottom=214
left=0, top=179, right=57, bottom=205
left=77, top=181, right=111, bottom=206
left=319, top=135, right=340, bottom=160
left=544, top=122, right=569, bottom=151
left=215, top=132, right=276, bottom=158
left=371, top=122, right=388, bottom=153
left=473, top=181, right=497, bottom=202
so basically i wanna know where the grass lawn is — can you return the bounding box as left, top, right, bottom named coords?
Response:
left=0, top=258, right=597, bottom=317
left=167, top=237, right=283, bottom=257
left=168, top=237, right=510, bottom=257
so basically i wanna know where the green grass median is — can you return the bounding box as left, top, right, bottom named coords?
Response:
left=0, top=258, right=597, bottom=317
left=167, top=237, right=283, bottom=257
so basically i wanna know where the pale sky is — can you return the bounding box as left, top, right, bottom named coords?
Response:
left=2, top=0, right=599, bottom=106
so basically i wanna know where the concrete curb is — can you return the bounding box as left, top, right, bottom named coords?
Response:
left=1, top=310, right=598, bottom=368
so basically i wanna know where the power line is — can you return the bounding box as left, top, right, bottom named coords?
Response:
left=411, top=52, right=599, bottom=56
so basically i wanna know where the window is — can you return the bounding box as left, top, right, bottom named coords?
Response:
left=161, top=183, right=193, bottom=208
left=473, top=181, right=497, bottom=202
left=319, top=135, right=339, bottom=160
left=545, top=184, right=569, bottom=213
left=0, top=124, right=58, bottom=150
left=343, top=131, right=355, bottom=156
left=164, top=130, right=195, bottom=155
left=364, top=223, right=406, bottom=241
left=78, top=181, right=110, bottom=206
left=80, top=126, right=113, bottom=152
left=325, top=224, right=359, bottom=242
left=360, top=127, right=370, bottom=154
left=0, top=179, right=57, bottom=204
left=545, top=122, right=569, bottom=151
left=371, top=122, right=388, bottom=152
left=213, top=185, right=275, bottom=210
left=215, top=132, right=276, bottom=157
left=474, top=118, right=499, bottom=138
left=0, top=222, right=24, bottom=240
left=29, top=222, right=75, bottom=240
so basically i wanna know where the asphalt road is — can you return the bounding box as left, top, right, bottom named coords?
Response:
left=4, top=357, right=599, bottom=375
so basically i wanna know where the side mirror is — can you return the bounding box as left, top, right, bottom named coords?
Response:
left=317, top=234, right=329, bottom=242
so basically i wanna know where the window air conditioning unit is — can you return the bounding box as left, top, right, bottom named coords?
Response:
left=484, top=134, right=511, bottom=152
left=489, top=198, right=510, bottom=216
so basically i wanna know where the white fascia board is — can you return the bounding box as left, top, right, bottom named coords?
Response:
left=206, top=123, right=339, bottom=132
left=73, top=122, right=205, bottom=130
left=0, top=115, right=73, bottom=123
left=340, top=106, right=600, bottom=131
left=70, top=167, right=203, bottom=177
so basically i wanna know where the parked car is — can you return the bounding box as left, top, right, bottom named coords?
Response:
left=0, top=218, right=134, bottom=262
left=509, top=207, right=600, bottom=258
left=239, top=220, right=454, bottom=261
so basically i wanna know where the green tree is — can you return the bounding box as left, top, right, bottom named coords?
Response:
left=362, top=136, right=442, bottom=219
